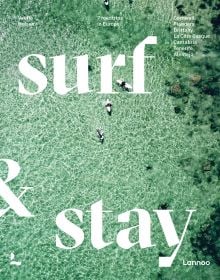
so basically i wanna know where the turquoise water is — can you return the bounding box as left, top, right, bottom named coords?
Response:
left=0, top=0, right=219, bottom=279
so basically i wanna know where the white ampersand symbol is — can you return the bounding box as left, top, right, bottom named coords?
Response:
left=0, top=159, right=33, bottom=218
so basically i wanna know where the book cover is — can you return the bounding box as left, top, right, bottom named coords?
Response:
left=0, top=0, right=219, bottom=279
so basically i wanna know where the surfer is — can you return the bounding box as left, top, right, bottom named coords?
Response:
left=96, top=128, right=104, bottom=143
left=103, top=0, right=110, bottom=10
left=116, top=79, right=132, bottom=91
left=104, top=99, right=112, bottom=115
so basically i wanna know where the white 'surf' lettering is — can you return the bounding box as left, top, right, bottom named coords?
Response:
left=18, top=36, right=157, bottom=95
